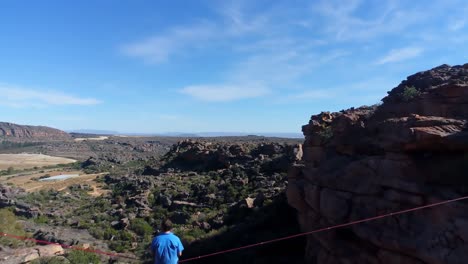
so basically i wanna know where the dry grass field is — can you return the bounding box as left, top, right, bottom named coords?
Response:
left=0, top=154, right=76, bottom=170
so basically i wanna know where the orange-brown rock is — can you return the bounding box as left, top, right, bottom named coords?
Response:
left=0, top=122, right=70, bottom=141
left=288, top=64, right=468, bottom=264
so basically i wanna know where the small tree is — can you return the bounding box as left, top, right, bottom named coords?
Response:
left=130, top=218, right=154, bottom=237
left=401, top=86, right=421, bottom=101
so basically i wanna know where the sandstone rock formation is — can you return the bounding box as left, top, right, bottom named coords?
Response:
left=0, top=122, right=70, bottom=141
left=155, top=139, right=302, bottom=173
left=0, top=244, right=65, bottom=264
left=287, top=64, right=468, bottom=264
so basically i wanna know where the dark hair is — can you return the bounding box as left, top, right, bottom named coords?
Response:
left=161, top=219, right=173, bottom=232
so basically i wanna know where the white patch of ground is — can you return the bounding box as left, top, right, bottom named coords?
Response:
left=74, top=136, right=109, bottom=142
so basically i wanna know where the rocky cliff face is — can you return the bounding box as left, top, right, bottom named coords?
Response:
left=287, top=64, right=468, bottom=264
left=0, top=122, right=70, bottom=141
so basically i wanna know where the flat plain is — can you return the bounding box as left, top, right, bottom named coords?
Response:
left=0, top=153, right=76, bottom=170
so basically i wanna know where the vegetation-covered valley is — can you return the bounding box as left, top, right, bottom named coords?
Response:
left=0, top=135, right=304, bottom=263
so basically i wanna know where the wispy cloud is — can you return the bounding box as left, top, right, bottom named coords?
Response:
left=448, top=18, right=466, bottom=31
left=282, top=77, right=396, bottom=105
left=0, top=84, right=101, bottom=108
left=218, top=1, right=270, bottom=36
left=376, top=47, right=423, bottom=65
left=121, top=23, right=217, bottom=64
left=123, top=0, right=465, bottom=106
left=311, top=0, right=429, bottom=42
left=229, top=51, right=317, bottom=83
left=178, top=45, right=349, bottom=102
left=180, top=83, right=269, bottom=102
left=121, top=1, right=285, bottom=64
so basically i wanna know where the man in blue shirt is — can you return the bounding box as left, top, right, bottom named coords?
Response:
left=150, top=219, right=184, bottom=264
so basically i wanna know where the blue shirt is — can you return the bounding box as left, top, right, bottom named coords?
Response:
left=151, top=232, right=184, bottom=264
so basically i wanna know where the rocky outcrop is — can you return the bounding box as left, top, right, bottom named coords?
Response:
left=0, top=244, right=65, bottom=264
left=0, top=184, right=25, bottom=207
left=0, top=185, right=43, bottom=218
left=0, top=122, right=70, bottom=141
left=155, top=140, right=302, bottom=173
left=287, top=64, right=468, bottom=264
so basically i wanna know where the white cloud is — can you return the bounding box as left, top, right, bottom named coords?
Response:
left=218, top=1, right=270, bottom=36
left=0, top=84, right=101, bottom=108
left=311, top=0, right=429, bottom=42
left=448, top=18, right=466, bottom=31
left=121, top=2, right=286, bottom=64
left=121, top=1, right=276, bottom=64
left=282, top=77, right=396, bottom=105
left=376, top=47, right=423, bottom=65
left=123, top=0, right=463, bottom=106
left=121, top=23, right=216, bottom=64
left=229, top=51, right=315, bottom=84
left=180, top=84, right=269, bottom=102
left=178, top=48, right=346, bottom=103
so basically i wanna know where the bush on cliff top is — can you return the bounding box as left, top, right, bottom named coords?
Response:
left=401, top=86, right=421, bottom=101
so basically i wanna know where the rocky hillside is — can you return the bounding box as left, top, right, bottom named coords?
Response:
left=152, top=139, right=302, bottom=173
left=0, top=122, right=70, bottom=141
left=287, top=64, right=468, bottom=263
left=1, top=138, right=304, bottom=263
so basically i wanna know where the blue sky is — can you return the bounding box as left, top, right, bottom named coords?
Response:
left=0, top=0, right=467, bottom=133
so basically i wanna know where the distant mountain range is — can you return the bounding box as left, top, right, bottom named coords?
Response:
left=70, top=130, right=304, bottom=138
left=69, top=129, right=120, bottom=135
left=183, top=132, right=304, bottom=138
left=0, top=124, right=303, bottom=139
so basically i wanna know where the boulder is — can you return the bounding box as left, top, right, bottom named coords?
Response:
left=0, top=244, right=65, bottom=264
left=37, top=244, right=65, bottom=256
left=243, top=197, right=255, bottom=209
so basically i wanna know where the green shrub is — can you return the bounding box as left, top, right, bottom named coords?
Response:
left=317, top=126, right=333, bottom=139
left=401, top=86, right=421, bottom=101
left=102, top=227, right=118, bottom=240
left=131, top=218, right=154, bottom=237
left=207, top=184, right=218, bottom=193
left=109, top=239, right=133, bottom=253
left=67, top=250, right=100, bottom=264
left=34, top=215, right=49, bottom=224
left=30, top=257, right=66, bottom=264
left=0, top=208, right=30, bottom=248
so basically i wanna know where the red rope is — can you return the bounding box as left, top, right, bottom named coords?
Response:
left=178, top=195, right=468, bottom=263
left=0, top=232, right=138, bottom=260
left=2, top=195, right=467, bottom=262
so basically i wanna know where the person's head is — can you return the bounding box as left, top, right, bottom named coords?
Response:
left=161, top=219, right=173, bottom=232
